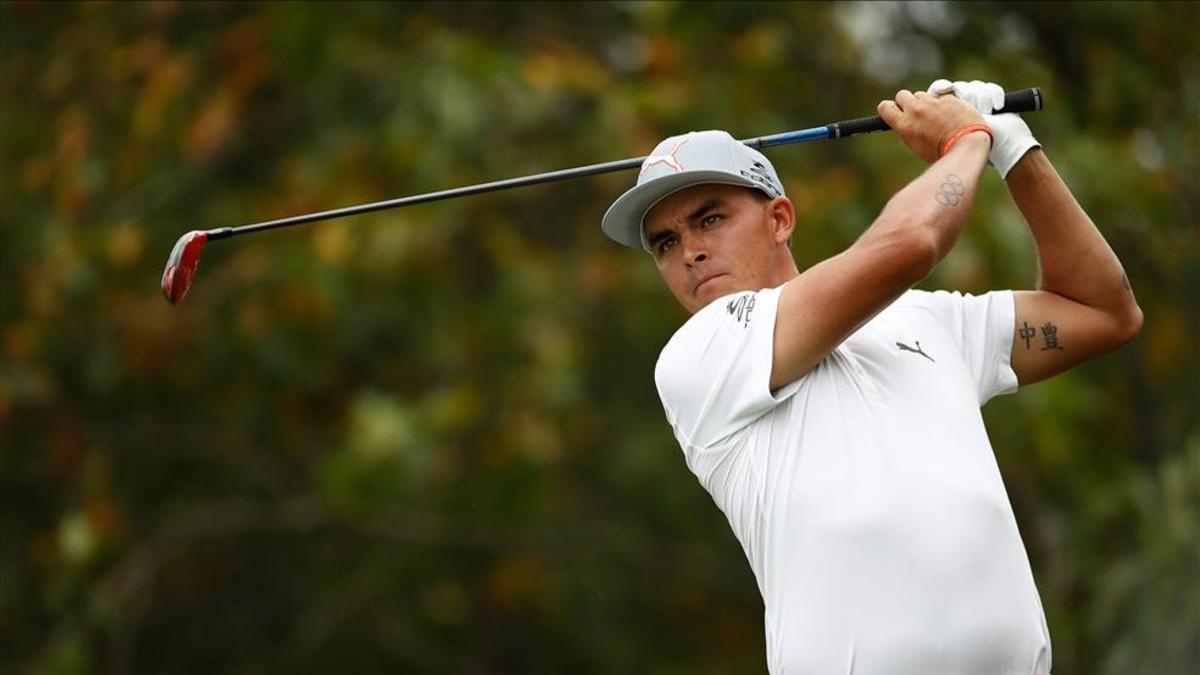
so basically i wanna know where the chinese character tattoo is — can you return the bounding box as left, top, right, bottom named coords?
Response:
left=1018, top=321, right=1036, bottom=350
left=1040, top=322, right=1064, bottom=351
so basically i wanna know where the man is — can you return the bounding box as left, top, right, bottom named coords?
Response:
left=600, top=80, right=1142, bottom=674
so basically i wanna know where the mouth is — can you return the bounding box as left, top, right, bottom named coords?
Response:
left=693, top=273, right=728, bottom=295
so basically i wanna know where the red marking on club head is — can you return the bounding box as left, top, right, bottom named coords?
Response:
left=161, top=231, right=209, bottom=305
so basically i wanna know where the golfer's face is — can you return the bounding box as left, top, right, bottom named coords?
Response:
left=645, top=184, right=780, bottom=313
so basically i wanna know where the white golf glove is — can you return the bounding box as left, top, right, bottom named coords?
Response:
left=928, top=79, right=1041, bottom=179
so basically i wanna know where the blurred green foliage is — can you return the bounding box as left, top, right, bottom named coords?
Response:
left=1, top=1, right=1197, bottom=673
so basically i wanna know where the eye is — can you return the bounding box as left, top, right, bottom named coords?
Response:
left=700, top=214, right=723, bottom=227
left=656, top=236, right=677, bottom=256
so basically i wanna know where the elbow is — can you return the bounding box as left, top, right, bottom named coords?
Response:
left=905, top=230, right=942, bottom=283
left=1111, top=302, right=1144, bottom=346
left=878, top=228, right=941, bottom=285
left=853, top=225, right=939, bottom=285
left=1119, top=303, right=1144, bottom=345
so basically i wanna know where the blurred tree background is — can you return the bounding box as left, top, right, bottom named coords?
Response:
left=1, top=1, right=1197, bottom=673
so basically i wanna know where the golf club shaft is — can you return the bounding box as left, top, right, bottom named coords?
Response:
left=206, top=87, right=1043, bottom=242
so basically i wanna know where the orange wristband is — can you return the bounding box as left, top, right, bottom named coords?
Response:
left=939, top=124, right=993, bottom=158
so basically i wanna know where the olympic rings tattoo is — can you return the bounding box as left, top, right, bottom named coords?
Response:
left=935, top=174, right=965, bottom=206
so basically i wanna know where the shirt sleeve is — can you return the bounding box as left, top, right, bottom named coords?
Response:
left=654, top=286, right=801, bottom=449
left=918, top=289, right=1020, bottom=405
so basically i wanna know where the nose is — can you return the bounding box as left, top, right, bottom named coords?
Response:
left=681, top=233, right=709, bottom=266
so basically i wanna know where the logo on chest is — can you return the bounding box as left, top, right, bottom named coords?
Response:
left=726, top=294, right=756, bottom=328
left=895, top=339, right=935, bottom=362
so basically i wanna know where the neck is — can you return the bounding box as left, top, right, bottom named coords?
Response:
left=773, top=253, right=801, bottom=286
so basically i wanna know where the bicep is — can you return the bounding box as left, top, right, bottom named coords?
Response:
left=1010, top=290, right=1139, bottom=386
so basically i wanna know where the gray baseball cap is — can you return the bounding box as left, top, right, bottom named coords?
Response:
left=601, top=130, right=786, bottom=251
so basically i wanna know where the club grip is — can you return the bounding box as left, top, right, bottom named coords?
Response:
left=1002, top=87, right=1043, bottom=114
left=827, top=114, right=891, bottom=138
left=827, top=87, right=1044, bottom=138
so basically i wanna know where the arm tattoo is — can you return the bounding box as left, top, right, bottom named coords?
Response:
left=1040, top=322, right=1064, bottom=351
left=935, top=174, right=965, bottom=207
left=1019, top=320, right=1066, bottom=351
left=1018, top=321, right=1036, bottom=349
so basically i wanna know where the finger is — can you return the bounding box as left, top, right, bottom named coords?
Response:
left=894, top=89, right=916, bottom=110
left=967, top=80, right=992, bottom=109
left=953, top=80, right=986, bottom=113
left=877, top=99, right=902, bottom=127
left=927, top=78, right=954, bottom=95
left=986, top=82, right=1005, bottom=112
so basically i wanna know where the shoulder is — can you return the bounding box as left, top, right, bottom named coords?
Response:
left=653, top=287, right=792, bottom=446
left=889, top=288, right=1014, bottom=318
left=656, top=292, right=750, bottom=373
left=890, top=288, right=961, bottom=311
left=654, top=288, right=780, bottom=386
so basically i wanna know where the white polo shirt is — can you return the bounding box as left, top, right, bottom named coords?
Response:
left=655, top=286, right=1052, bottom=675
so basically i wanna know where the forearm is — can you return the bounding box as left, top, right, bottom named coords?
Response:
left=1006, top=149, right=1138, bottom=314
left=861, top=133, right=991, bottom=274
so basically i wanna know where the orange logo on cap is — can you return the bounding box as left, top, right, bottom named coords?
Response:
left=640, top=136, right=690, bottom=176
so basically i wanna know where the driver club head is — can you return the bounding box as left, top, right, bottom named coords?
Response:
left=161, top=230, right=209, bottom=304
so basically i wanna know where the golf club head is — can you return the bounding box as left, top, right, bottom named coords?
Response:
left=161, top=230, right=208, bottom=304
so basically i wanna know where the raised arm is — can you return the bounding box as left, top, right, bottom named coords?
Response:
left=923, top=79, right=1143, bottom=387
left=916, top=79, right=1142, bottom=384
left=1006, top=150, right=1143, bottom=385
left=770, top=90, right=990, bottom=390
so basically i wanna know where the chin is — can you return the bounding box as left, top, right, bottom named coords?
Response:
left=693, top=277, right=730, bottom=307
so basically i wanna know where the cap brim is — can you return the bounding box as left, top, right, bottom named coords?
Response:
left=601, top=171, right=762, bottom=250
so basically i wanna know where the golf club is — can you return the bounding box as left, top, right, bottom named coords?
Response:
left=161, top=87, right=1043, bottom=304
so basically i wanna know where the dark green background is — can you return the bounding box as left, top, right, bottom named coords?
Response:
left=2, top=1, right=1197, bottom=673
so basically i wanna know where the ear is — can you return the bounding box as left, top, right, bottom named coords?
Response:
left=767, top=197, right=796, bottom=245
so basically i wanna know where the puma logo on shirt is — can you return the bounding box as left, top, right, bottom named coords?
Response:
left=896, top=340, right=935, bottom=362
